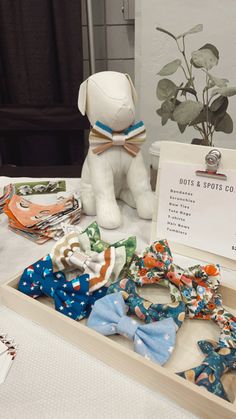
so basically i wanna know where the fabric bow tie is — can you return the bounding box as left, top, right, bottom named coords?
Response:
left=130, top=240, right=221, bottom=319
left=18, top=248, right=115, bottom=320
left=129, top=240, right=236, bottom=348
left=87, top=292, right=176, bottom=365
left=177, top=340, right=236, bottom=401
left=79, top=221, right=137, bottom=279
left=89, top=120, right=146, bottom=157
left=50, top=225, right=133, bottom=285
left=50, top=231, right=118, bottom=292
left=107, top=277, right=186, bottom=329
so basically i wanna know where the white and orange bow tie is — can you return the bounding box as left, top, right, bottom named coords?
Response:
left=89, top=120, right=146, bottom=157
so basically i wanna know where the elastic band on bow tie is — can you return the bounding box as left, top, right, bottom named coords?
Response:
left=107, top=277, right=186, bottom=329
left=89, top=121, right=146, bottom=157
left=177, top=340, right=236, bottom=401
left=87, top=292, right=176, bottom=365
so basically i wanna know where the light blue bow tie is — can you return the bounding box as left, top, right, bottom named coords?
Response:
left=87, top=292, right=176, bottom=365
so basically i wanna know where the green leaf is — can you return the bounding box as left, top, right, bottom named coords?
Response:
left=178, top=87, right=197, bottom=97
left=210, top=96, right=228, bottom=115
left=156, top=108, right=163, bottom=117
left=199, top=43, right=219, bottom=59
left=169, top=98, right=181, bottom=120
left=185, top=23, right=203, bottom=34
left=178, top=123, right=187, bottom=133
left=212, top=86, right=236, bottom=97
left=191, top=46, right=219, bottom=70
left=208, top=74, right=229, bottom=88
left=156, top=100, right=175, bottom=125
left=214, top=113, right=233, bottom=133
left=177, top=24, right=203, bottom=39
left=173, top=101, right=203, bottom=125
left=158, top=59, right=182, bottom=76
left=161, top=100, right=175, bottom=113
left=161, top=114, right=169, bottom=126
left=156, top=108, right=170, bottom=125
left=156, top=78, right=177, bottom=101
left=156, top=27, right=176, bottom=40
left=189, top=106, right=211, bottom=125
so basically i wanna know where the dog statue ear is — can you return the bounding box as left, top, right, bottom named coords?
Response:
left=78, top=79, right=88, bottom=115
left=125, top=73, right=138, bottom=104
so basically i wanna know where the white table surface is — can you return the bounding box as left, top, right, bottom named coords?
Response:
left=0, top=177, right=235, bottom=419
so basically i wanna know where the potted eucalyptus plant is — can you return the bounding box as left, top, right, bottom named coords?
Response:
left=156, top=24, right=236, bottom=146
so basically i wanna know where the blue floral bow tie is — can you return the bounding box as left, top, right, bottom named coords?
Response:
left=177, top=340, right=236, bottom=401
left=87, top=292, right=176, bottom=365
left=18, top=254, right=107, bottom=320
left=107, top=277, right=186, bottom=329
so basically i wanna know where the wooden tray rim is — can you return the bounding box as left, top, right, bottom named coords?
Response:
left=1, top=273, right=236, bottom=419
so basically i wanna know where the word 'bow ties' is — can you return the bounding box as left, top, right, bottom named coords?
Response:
left=177, top=340, right=236, bottom=401
left=89, top=120, right=146, bottom=157
left=87, top=292, right=176, bottom=365
left=18, top=250, right=114, bottom=320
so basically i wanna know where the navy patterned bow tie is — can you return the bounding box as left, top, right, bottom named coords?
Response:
left=177, top=340, right=236, bottom=401
left=18, top=254, right=107, bottom=320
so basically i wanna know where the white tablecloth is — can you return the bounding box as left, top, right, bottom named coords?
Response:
left=0, top=177, right=235, bottom=419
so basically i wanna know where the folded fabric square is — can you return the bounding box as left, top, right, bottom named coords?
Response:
left=4, top=193, right=82, bottom=243
left=0, top=184, right=14, bottom=213
left=87, top=292, right=176, bottom=365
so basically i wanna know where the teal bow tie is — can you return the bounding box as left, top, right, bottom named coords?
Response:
left=177, top=340, right=236, bottom=401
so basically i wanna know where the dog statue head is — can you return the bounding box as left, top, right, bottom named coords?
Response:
left=78, top=71, right=137, bottom=132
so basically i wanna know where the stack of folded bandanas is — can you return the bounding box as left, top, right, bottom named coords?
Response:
left=3, top=193, right=82, bottom=244
left=0, top=184, right=14, bottom=213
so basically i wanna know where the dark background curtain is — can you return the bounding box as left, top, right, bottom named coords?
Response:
left=0, top=0, right=87, bottom=172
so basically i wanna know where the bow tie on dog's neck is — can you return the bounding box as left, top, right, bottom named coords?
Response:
left=89, top=120, right=146, bottom=156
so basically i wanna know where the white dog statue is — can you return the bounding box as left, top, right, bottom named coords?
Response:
left=78, top=71, right=153, bottom=229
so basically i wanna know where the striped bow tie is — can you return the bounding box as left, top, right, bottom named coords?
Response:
left=89, top=120, right=146, bottom=157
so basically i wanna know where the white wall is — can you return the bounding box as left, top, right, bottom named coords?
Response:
left=135, top=0, right=236, bottom=162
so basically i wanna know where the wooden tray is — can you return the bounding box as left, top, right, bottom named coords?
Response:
left=1, top=274, right=236, bottom=419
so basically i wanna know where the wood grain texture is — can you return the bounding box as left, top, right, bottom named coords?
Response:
left=1, top=274, right=236, bottom=418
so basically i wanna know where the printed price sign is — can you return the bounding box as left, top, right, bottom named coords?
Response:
left=155, top=161, right=236, bottom=260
